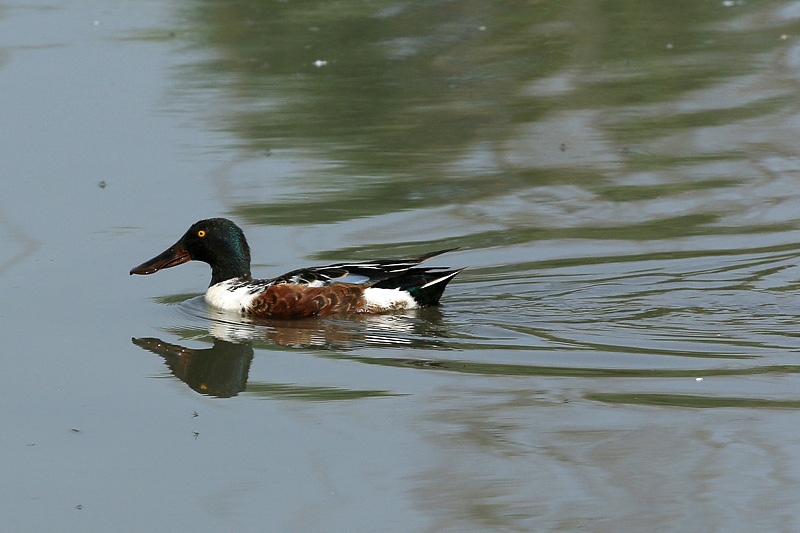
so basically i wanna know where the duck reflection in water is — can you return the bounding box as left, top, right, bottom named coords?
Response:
left=132, top=306, right=450, bottom=398
left=133, top=336, right=253, bottom=398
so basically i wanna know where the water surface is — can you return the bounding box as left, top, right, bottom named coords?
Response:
left=3, top=0, right=800, bottom=531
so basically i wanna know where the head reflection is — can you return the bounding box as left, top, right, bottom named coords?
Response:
left=132, top=336, right=253, bottom=398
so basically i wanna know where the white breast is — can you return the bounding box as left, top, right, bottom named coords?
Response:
left=205, top=279, right=260, bottom=313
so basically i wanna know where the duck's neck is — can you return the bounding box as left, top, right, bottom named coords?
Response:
left=210, top=258, right=251, bottom=286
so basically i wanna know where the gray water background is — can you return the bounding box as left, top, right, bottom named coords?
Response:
left=3, top=1, right=800, bottom=531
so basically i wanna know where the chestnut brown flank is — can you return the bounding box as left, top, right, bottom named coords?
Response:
left=249, top=283, right=367, bottom=318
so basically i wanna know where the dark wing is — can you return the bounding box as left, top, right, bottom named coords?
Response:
left=268, top=248, right=459, bottom=286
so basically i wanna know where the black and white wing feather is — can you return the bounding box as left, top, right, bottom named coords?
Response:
left=268, top=248, right=459, bottom=287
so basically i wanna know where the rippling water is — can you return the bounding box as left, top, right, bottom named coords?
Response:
left=149, top=237, right=800, bottom=391
left=5, top=0, right=800, bottom=530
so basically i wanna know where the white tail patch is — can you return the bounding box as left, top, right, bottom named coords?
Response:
left=362, top=287, right=417, bottom=312
left=420, top=269, right=464, bottom=289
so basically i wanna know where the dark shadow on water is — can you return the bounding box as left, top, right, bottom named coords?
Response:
left=133, top=336, right=253, bottom=398
left=132, top=299, right=456, bottom=398
left=132, top=335, right=399, bottom=400
left=132, top=329, right=800, bottom=399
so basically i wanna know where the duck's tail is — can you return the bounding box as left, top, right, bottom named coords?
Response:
left=373, top=267, right=466, bottom=307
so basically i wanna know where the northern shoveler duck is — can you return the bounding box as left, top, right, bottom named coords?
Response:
left=130, top=218, right=464, bottom=318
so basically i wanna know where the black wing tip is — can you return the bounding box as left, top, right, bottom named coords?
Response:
left=409, top=247, right=460, bottom=263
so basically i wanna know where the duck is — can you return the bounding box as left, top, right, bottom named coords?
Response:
left=130, top=218, right=464, bottom=318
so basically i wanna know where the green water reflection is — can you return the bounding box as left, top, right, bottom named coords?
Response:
left=587, top=393, right=800, bottom=409
left=179, top=0, right=800, bottom=241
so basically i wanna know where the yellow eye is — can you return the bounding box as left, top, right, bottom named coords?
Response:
left=197, top=230, right=206, bottom=237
